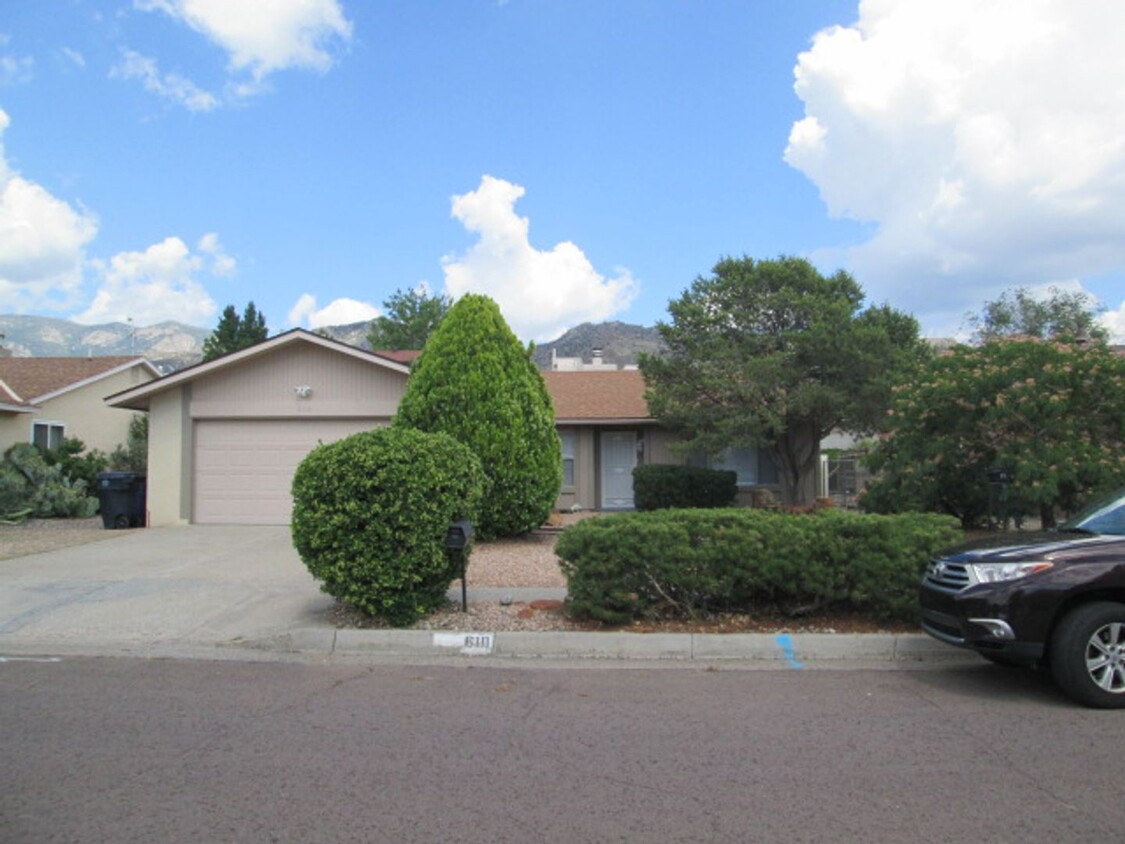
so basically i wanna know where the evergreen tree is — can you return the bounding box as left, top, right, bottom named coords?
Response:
left=202, top=301, right=269, bottom=361
left=367, top=287, right=452, bottom=351
left=640, top=256, right=927, bottom=505
left=394, top=294, right=561, bottom=539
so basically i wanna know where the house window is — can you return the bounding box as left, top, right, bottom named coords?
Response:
left=560, top=429, right=576, bottom=488
left=32, top=421, right=66, bottom=452
left=694, top=446, right=778, bottom=487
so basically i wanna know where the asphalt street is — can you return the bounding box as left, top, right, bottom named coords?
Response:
left=3, top=656, right=1122, bottom=843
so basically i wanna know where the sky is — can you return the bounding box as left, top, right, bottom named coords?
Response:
left=1, top=0, right=1123, bottom=344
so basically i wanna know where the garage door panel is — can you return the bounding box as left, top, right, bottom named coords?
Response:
left=193, top=420, right=377, bottom=525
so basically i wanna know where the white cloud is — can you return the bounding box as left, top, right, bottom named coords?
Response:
left=1, top=53, right=34, bottom=86
left=287, top=294, right=379, bottom=329
left=1098, top=301, right=1125, bottom=344
left=441, top=175, right=639, bottom=342
left=197, top=232, right=236, bottom=276
left=786, top=0, right=1125, bottom=332
left=60, top=47, right=86, bottom=70
left=136, top=0, right=352, bottom=86
left=74, top=236, right=219, bottom=326
left=110, top=49, right=219, bottom=112
left=0, top=109, right=98, bottom=313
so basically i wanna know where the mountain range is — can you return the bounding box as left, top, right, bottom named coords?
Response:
left=0, top=314, right=663, bottom=372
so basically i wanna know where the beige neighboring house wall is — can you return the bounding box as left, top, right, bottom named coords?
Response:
left=0, top=357, right=157, bottom=455
left=107, top=330, right=411, bottom=526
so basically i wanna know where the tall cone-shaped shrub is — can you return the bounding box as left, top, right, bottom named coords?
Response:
left=394, top=294, right=561, bottom=539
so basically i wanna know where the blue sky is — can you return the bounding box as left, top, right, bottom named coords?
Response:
left=1, top=0, right=1123, bottom=343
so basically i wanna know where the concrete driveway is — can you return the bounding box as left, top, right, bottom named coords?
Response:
left=0, top=526, right=968, bottom=666
left=0, top=526, right=331, bottom=658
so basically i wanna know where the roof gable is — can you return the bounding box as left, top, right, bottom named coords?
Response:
left=0, top=356, right=157, bottom=403
left=107, top=328, right=412, bottom=410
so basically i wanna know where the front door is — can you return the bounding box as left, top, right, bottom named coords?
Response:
left=600, top=431, right=637, bottom=509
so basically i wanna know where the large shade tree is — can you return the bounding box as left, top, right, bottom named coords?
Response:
left=966, top=285, right=1108, bottom=343
left=367, top=286, right=452, bottom=351
left=639, top=256, right=927, bottom=505
left=862, top=336, right=1125, bottom=528
left=393, top=294, right=561, bottom=539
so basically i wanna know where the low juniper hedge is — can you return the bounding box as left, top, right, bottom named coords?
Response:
left=555, top=508, right=961, bottom=625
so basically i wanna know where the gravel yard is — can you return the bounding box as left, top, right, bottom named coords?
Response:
left=0, top=517, right=118, bottom=561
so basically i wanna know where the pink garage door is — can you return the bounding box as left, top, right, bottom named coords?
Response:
left=192, top=419, right=379, bottom=525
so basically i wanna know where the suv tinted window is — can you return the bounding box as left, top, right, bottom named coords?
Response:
left=1062, top=488, right=1125, bottom=535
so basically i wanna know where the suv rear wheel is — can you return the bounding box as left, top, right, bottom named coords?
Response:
left=1049, top=602, right=1125, bottom=708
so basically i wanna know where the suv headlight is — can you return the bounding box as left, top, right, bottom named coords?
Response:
left=967, top=561, right=1053, bottom=584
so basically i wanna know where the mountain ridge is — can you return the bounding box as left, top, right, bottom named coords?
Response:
left=0, top=314, right=663, bottom=372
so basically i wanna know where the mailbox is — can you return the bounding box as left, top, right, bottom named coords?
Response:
left=445, top=519, right=474, bottom=612
left=445, top=519, right=474, bottom=551
left=986, top=468, right=1012, bottom=485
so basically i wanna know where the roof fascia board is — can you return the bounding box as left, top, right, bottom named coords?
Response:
left=553, top=417, right=657, bottom=426
left=0, top=377, right=24, bottom=404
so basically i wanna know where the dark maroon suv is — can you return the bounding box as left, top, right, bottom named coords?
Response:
left=920, top=487, right=1125, bottom=708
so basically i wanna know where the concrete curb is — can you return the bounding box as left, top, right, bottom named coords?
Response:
left=271, top=627, right=968, bottom=664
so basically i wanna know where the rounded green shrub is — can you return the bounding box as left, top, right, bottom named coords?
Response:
left=290, top=427, right=484, bottom=626
left=394, top=294, right=561, bottom=539
left=633, top=464, right=737, bottom=510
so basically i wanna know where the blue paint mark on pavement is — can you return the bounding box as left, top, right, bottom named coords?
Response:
left=775, top=633, right=804, bottom=669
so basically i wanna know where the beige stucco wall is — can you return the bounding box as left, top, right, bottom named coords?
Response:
left=189, top=343, right=406, bottom=419
left=0, top=412, right=33, bottom=453
left=146, top=386, right=192, bottom=526
left=0, top=365, right=154, bottom=455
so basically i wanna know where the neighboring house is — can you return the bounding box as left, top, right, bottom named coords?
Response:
left=548, top=347, right=636, bottom=371
left=0, top=355, right=158, bottom=456
left=106, top=329, right=790, bottom=527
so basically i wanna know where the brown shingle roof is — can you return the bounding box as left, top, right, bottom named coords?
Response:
left=542, top=370, right=652, bottom=421
left=0, top=356, right=147, bottom=402
left=373, top=350, right=422, bottom=364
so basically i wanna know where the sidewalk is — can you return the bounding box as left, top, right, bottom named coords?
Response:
left=0, top=525, right=975, bottom=668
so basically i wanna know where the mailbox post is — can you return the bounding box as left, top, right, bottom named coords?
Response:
left=985, top=468, right=1012, bottom=531
left=445, top=519, right=474, bottom=612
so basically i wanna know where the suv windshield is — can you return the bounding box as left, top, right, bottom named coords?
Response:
left=1061, top=488, right=1125, bottom=536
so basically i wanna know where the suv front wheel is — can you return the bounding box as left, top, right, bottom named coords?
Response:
left=1049, top=602, right=1125, bottom=709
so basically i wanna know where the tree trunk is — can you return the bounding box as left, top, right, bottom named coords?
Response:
left=771, top=420, right=820, bottom=507
left=1040, top=502, right=1057, bottom=530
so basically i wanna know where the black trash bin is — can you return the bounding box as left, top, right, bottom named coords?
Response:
left=94, top=471, right=147, bottom=529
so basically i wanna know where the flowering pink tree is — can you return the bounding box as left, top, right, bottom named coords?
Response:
left=863, top=337, right=1125, bottom=528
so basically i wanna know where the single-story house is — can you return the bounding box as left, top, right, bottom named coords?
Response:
left=0, top=355, right=158, bottom=455
left=106, top=329, right=788, bottom=526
